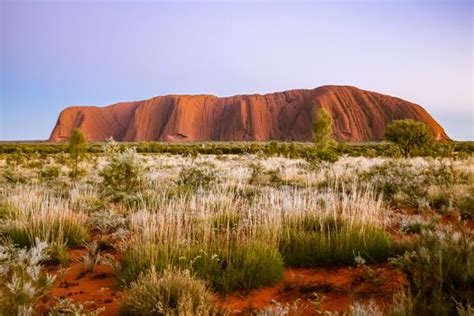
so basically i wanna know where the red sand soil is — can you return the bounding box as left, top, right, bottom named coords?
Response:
left=39, top=249, right=123, bottom=315
left=49, top=85, right=449, bottom=142
left=219, top=265, right=406, bottom=314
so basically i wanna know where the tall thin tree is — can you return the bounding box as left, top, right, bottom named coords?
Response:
left=312, top=108, right=333, bottom=149
left=68, top=129, right=87, bottom=179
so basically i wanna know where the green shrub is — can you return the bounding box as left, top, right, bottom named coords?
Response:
left=305, top=148, right=339, bottom=165
left=360, top=159, right=471, bottom=212
left=27, top=159, right=44, bottom=169
left=87, top=210, right=126, bottom=234
left=248, top=163, right=285, bottom=186
left=120, top=266, right=214, bottom=316
left=248, top=162, right=264, bottom=185
left=3, top=169, right=27, bottom=184
left=100, top=143, right=147, bottom=198
left=53, top=152, right=69, bottom=165
left=391, top=229, right=474, bottom=314
left=385, top=119, right=434, bottom=157
left=360, top=161, right=425, bottom=206
left=425, top=159, right=462, bottom=187
left=456, top=189, right=474, bottom=220
left=176, top=163, right=217, bottom=190
left=279, top=216, right=393, bottom=267
left=39, top=165, right=61, bottom=181
left=5, top=152, right=26, bottom=168
left=429, top=190, right=453, bottom=212
left=454, top=141, right=474, bottom=155
left=231, top=185, right=262, bottom=203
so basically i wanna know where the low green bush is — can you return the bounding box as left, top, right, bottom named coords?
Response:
left=456, top=189, right=474, bottom=220
left=39, top=165, right=61, bottom=181
left=385, top=119, right=434, bottom=157
left=100, top=143, right=148, bottom=200
left=176, top=163, right=217, bottom=190
left=3, top=169, right=27, bottom=184
left=248, top=163, right=285, bottom=186
left=5, top=152, right=27, bottom=168
left=360, top=161, right=426, bottom=207
left=304, top=147, right=340, bottom=164
left=392, top=229, right=474, bottom=314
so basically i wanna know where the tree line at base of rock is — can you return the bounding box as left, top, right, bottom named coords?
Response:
left=0, top=117, right=472, bottom=159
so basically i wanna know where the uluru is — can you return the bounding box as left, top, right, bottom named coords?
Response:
left=49, top=85, right=449, bottom=142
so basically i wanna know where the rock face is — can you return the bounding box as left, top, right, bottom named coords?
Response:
left=49, top=85, right=449, bottom=142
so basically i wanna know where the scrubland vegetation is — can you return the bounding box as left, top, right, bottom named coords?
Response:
left=0, top=139, right=473, bottom=315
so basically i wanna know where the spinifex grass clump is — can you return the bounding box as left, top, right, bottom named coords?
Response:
left=118, top=203, right=283, bottom=293
left=392, top=228, right=474, bottom=314
left=118, top=238, right=283, bottom=294
left=69, top=184, right=106, bottom=214
left=187, top=240, right=283, bottom=294
left=6, top=208, right=89, bottom=249
left=279, top=216, right=392, bottom=267
left=279, top=187, right=393, bottom=267
left=1, top=188, right=89, bottom=249
left=120, top=266, right=215, bottom=316
left=117, top=242, right=164, bottom=286
left=210, top=211, right=241, bottom=231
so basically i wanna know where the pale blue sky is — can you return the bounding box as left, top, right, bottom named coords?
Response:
left=1, top=0, right=472, bottom=140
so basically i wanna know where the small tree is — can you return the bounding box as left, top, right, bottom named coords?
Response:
left=100, top=140, right=147, bottom=199
left=385, top=119, right=434, bottom=157
left=68, top=129, right=87, bottom=179
left=312, top=108, right=333, bottom=149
